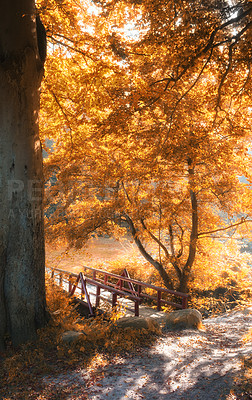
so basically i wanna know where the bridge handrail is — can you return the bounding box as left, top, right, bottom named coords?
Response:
left=48, top=265, right=189, bottom=297
left=47, top=266, right=142, bottom=316
left=47, top=265, right=189, bottom=311
left=85, top=277, right=142, bottom=301
left=82, top=265, right=189, bottom=298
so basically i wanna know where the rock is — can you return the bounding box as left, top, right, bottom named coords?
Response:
left=61, top=330, right=85, bottom=343
left=115, top=316, right=161, bottom=333
left=239, top=306, right=252, bottom=315
left=163, top=309, right=203, bottom=331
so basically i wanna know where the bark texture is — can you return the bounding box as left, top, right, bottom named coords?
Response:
left=0, top=0, right=48, bottom=348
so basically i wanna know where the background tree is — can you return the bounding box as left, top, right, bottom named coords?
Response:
left=44, top=72, right=252, bottom=292
left=41, top=0, right=252, bottom=292
left=0, top=0, right=48, bottom=349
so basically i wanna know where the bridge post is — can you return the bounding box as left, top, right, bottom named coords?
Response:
left=112, top=293, right=117, bottom=308
left=135, top=300, right=139, bottom=317
left=81, top=284, right=85, bottom=300
left=68, top=274, right=72, bottom=293
left=157, top=290, right=161, bottom=311
left=59, top=273, right=63, bottom=288
left=182, top=296, right=188, bottom=309
left=96, top=286, right=100, bottom=308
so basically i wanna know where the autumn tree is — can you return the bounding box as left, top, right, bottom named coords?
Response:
left=0, top=0, right=48, bottom=349
left=41, top=0, right=252, bottom=292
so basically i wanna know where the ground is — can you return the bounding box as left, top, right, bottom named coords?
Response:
left=44, top=307, right=252, bottom=400
left=2, top=307, right=251, bottom=400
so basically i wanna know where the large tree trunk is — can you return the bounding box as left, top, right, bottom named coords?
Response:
left=0, top=1, right=48, bottom=349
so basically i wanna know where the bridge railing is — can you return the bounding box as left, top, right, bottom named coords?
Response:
left=82, top=265, right=189, bottom=311
left=47, top=265, right=189, bottom=316
left=47, top=266, right=142, bottom=316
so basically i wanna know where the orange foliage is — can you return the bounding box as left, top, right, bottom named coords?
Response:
left=37, top=0, right=252, bottom=292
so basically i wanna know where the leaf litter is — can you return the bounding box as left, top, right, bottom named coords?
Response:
left=43, top=307, right=252, bottom=400
left=1, top=307, right=252, bottom=400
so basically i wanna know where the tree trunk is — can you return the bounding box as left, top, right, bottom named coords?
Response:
left=123, top=213, right=175, bottom=290
left=178, top=161, right=199, bottom=293
left=0, top=1, right=48, bottom=349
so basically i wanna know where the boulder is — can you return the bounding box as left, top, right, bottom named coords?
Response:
left=61, top=330, right=85, bottom=344
left=115, top=316, right=161, bottom=333
left=163, top=309, right=203, bottom=331
left=242, top=306, right=252, bottom=315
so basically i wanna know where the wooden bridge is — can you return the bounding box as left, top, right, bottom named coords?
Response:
left=48, top=266, right=189, bottom=317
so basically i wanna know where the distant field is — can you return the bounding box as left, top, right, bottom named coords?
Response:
left=45, top=236, right=142, bottom=274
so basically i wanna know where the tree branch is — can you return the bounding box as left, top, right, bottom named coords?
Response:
left=162, top=47, right=214, bottom=147
left=198, top=217, right=252, bottom=238
left=215, top=20, right=252, bottom=115
left=48, top=88, right=74, bottom=147
left=151, top=5, right=252, bottom=111
left=176, top=6, right=252, bottom=84
left=48, top=35, right=95, bottom=61
left=168, top=224, right=182, bottom=279
left=140, top=218, right=170, bottom=260
left=123, top=213, right=174, bottom=289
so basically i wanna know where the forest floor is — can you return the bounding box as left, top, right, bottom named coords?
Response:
left=40, top=307, right=252, bottom=400
left=2, top=306, right=251, bottom=400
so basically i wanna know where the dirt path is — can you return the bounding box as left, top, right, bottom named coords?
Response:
left=43, top=307, right=252, bottom=400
